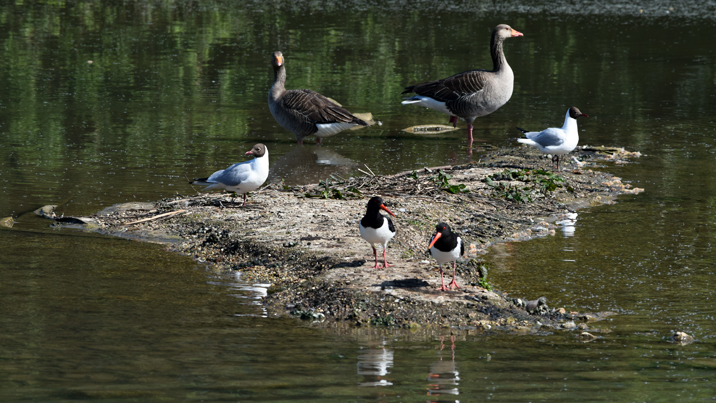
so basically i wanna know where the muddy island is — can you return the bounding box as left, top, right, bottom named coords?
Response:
left=41, top=146, right=641, bottom=332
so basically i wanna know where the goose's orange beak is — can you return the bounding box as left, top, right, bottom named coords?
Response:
left=511, top=29, right=523, bottom=37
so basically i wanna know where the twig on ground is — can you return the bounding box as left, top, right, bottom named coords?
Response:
left=123, top=209, right=187, bottom=225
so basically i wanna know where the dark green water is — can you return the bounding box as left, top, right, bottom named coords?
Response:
left=2, top=1, right=716, bottom=401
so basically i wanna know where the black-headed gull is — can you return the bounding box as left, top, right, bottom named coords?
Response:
left=269, top=51, right=368, bottom=144
left=516, top=106, right=589, bottom=170
left=428, top=223, right=464, bottom=291
left=190, top=143, right=269, bottom=206
left=359, top=196, right=396, bottom=269
left=401, top=25, right=523, bottom=147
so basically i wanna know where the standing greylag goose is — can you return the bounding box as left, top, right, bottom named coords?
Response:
left=190, top=144, right=269, bottom=206
left=402, top=24, right=523, bottom=147
left=359, top=196, right=396, bottom=269
left=516, top=106, right=589, bottom=170
left=428, top=223, right=464, bottom=291
left=269, top=51, right=368, bottom=144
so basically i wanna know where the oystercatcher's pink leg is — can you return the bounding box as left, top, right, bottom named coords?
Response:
left=436, top=265, right=450, bottom=291
left=382, top=249, right=392, bottom=268
left=447, top=261, right=460, bottom=290
left=371, top=246, right=380, bottom=269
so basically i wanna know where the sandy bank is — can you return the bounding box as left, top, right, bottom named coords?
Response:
left=41, top=145, right=642, bottom=332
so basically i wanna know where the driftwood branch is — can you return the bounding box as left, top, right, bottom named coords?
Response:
left=123, top=209, right=187, bottom=225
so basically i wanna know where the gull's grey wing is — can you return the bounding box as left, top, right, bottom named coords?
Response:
left=526, top=128, right=565, bottom=147
left=208, top=160, right=253, bottom=187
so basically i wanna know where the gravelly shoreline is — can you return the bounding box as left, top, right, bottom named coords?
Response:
left=42, top=145, right=642, bottom=333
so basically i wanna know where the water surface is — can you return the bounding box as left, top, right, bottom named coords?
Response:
left=2, top=1, right=716, bottom=401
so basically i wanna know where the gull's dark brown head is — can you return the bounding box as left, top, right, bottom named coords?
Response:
left=245, top=143, right=267, bottom=157
left=569, top=106, right=589, bottom=119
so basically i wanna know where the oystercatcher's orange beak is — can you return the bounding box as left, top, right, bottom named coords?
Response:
left=511, top=29, right=523, bottom=37
left=380, top=204, right=396, bottom=217
left=428, top=232, right=442, bottom=250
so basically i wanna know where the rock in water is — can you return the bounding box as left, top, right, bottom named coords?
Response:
left=672, top=331, right=694, bottom=345
left=526, top=297, right=548, bottom=315
left=578, top=332, right=597, bottom=342
left=34, top=205, right=57, bottom=219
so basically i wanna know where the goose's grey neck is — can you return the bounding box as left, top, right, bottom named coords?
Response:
left=490, top=35, right=507, bottom=72
left=270, top=65, right=286, bottom=100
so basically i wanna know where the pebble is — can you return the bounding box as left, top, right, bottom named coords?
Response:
left=578, top=332, right=597, bottom=342
left=672, top=331, right=694, bottom=345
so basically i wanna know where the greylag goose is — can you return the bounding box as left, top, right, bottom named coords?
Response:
left=428, top=223, right=464, bottom=291
left=190, top=144, right=269, bottom=205
left=402, top=24, right=523, bottom=146
left=269, top=51, right=368, bottom=144
left=359, top=196, right=396, bottom=269
left=516, top=106, right=589, bottom=170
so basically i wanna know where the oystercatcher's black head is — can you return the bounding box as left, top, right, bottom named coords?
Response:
left=428, top=222, right=453, bottom=249
left=366, top=196, right=396, bottom=217
left=434, top=222, right=452, bottom=235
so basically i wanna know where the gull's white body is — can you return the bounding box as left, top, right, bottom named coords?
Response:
left=517, top=109, right=580, bottom=155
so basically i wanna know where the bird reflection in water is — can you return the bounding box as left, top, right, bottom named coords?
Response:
left=556, top=212, right=578, bottom=237
left=267, top=144, right=358, bottom=185
left=427, top=335, right=460, bottom=400
left=357, top=339, right=394, bottom=387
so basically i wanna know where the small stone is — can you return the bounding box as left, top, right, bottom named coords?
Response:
left=578, top=332, right=597, bottom=342
left=672, top=332, right=694, bottom=345
left=526, top=297, right=547, bottom=314
left=560, top=320, right=576, bottom=329
left=0, top=217, right=13, bottom=228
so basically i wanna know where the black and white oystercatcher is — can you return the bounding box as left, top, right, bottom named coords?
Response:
left=359, top=196, right=397, bottom=269
left=428, top=223, right=464, bottom=291
left=401, top=24, right=523, bottom=147
left=190, top=144, right=270, bottom=206
left=269, top=51, right=369, bottom=144
left=516, top=106, right=589, bottom=170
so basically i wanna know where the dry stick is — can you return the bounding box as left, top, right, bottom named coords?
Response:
left=357, top=168, right=373, bottom=177
left=364, top=164, right=376, bottom=176
left=123, top=209, right=187, bottom=225
left=166, top=198, right=192, bottom=205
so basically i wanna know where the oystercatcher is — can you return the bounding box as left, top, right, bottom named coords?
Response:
left=428, top=223, right=464, bottom=291
left=359, top=196, right=396, bottom=269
